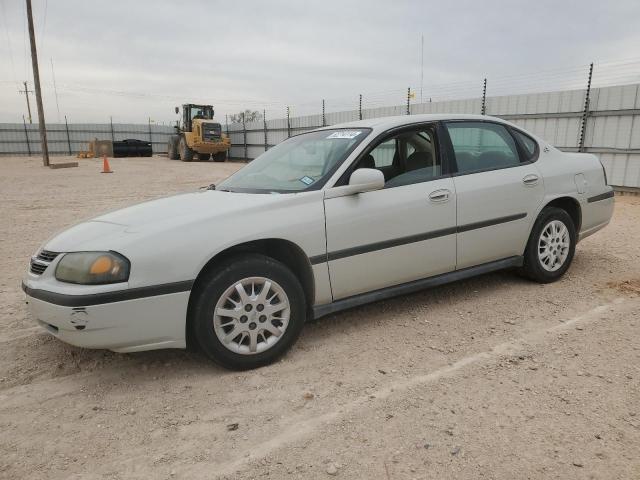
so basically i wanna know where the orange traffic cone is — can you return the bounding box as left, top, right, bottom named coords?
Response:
left=101, top=155, right=113, bottom=173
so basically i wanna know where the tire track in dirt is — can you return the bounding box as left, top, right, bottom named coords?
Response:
left=74, top=296, right=633, bottom=479
left=199, top=297, right=633, bottom=478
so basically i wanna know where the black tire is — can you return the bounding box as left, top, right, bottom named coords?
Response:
left=179, top=136, right=194, bottom=162
left=197, top=153, right=211, bottom=161
left=520, top=207, right=576, bottom=283
left=167, top=137, right=179, bottom=160
left=213, top=151, right=227, bottom=162
left=191, top=254, right=306, bottom=370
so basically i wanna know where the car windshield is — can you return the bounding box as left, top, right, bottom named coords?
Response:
left=217, top=128, right=370, bottom=193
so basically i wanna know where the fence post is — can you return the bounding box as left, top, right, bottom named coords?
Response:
left=225, top=114, right=229, bottom=137
left=406, top=87, right=411, bottom=115
left=109, top=116, right=115, bottom=142
left=64, top=115, right=72, bottom=155
left=148, top=117, right=153, bottom=153
left=23, top=116, right=31, bottom=156
left=481, top=78, right=487, bottom=115
left=322, top=100, right=326, bottom=127
left=242, top=112, right=247, bottom=160
left=578, top=62, right=594, bottom=153
left=263, top=110, right=268, bottom=152
left=359, top=94, right=362, bottom=120
left=286, top=106, right=291, bottom=138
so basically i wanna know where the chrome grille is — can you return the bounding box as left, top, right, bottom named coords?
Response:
left=30, top=261, right=47, bottom=275
left=29, top=250, right=60, bottom=276
left=37, top=250, right=59, bottom=263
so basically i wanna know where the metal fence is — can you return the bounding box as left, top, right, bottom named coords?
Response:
left=0, top=119, right=174, bottom=156
left=225, top=82, right=640, bottom=190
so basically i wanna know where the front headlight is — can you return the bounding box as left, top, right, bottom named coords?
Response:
left=55, top=251, right=130, bottom=285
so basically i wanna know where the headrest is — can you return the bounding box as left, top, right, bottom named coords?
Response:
left=406, top=151, right=432, bottom=171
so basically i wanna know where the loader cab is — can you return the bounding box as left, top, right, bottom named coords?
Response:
left=179, top=104, right=215, bottom=132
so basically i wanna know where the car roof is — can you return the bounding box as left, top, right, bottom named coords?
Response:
left=319, top=113, right=509, bottom=131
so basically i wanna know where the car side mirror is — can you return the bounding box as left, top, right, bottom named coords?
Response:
left=325, top=168, right=385, bottom=199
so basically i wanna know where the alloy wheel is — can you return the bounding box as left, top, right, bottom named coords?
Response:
left=213, top=277, right=290, bottom=355
left=537, top=220, right=570, bottom=272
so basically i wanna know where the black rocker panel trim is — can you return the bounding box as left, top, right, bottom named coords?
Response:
left=313, top=256, right=524, bottom=319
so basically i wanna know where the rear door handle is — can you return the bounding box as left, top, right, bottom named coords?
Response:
left=523, top=174, right=540, bottom=186
left=429, top=189, right=451, bottom=203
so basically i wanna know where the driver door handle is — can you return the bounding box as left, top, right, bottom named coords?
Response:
left=523, top=174, right=540, bottom=186
left=429, top=189, right=451, bottom=203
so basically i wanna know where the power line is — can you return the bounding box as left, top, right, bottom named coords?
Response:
left=22, top=0, right=28, bottom=79
left=40, top=0, right=48, bottom=50
left=0, top=0, right=18, bottom=88
left=50, top=57, right=61, bottom=122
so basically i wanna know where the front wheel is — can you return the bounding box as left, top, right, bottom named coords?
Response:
left=179, top=136, right=194, bottom=162
left=520, top=207, right=576, bottom=283
left=213, top=151, right=227, bottom=162
left=191, top=254, right=306, bottom=370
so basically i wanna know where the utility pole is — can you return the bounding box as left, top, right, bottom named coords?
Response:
left=26, top=0, right=49, bottom=166
left=19, top=81, right=33, bottom=124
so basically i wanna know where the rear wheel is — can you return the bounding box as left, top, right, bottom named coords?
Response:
left=191, top=254, right=306, bottom=370
left=521, top=207, right=576, bottom=283
left=167, top=137, right=179, bottom=160
left=213, top=151, right=227, bottom=162
left=179, top=136, right=194, bottom=162
left=197, top=153, right=211, bottom=161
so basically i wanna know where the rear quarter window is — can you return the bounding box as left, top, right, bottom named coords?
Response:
left=512, top=129, right=538, bottom=161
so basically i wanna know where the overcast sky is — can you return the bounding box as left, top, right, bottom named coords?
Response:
left=1, top=0, right=640, bottom=124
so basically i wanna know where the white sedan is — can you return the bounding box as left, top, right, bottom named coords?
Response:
left=23, top=114, right=614, bottom=369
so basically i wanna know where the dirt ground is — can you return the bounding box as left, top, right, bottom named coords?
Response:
left=1, top=155, right=639, bottom=480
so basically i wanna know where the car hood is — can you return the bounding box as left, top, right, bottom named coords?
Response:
left=44, top=190, right=296, bottom=252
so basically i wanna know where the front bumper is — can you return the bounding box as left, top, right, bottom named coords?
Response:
left=192, top=140, right=231, bottom=154
left=23, top=282, right=190, bottom=353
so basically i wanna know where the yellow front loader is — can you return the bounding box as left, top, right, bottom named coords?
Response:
left=167, top=104, right=231, bottom=162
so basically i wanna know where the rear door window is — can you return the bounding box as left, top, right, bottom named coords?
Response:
left=445, top=122, right=520, bottom=174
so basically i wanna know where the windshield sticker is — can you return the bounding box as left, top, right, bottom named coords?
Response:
left=326, top=130, right=362, bottom=139
left=300, top=176, right=314, bottom=185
